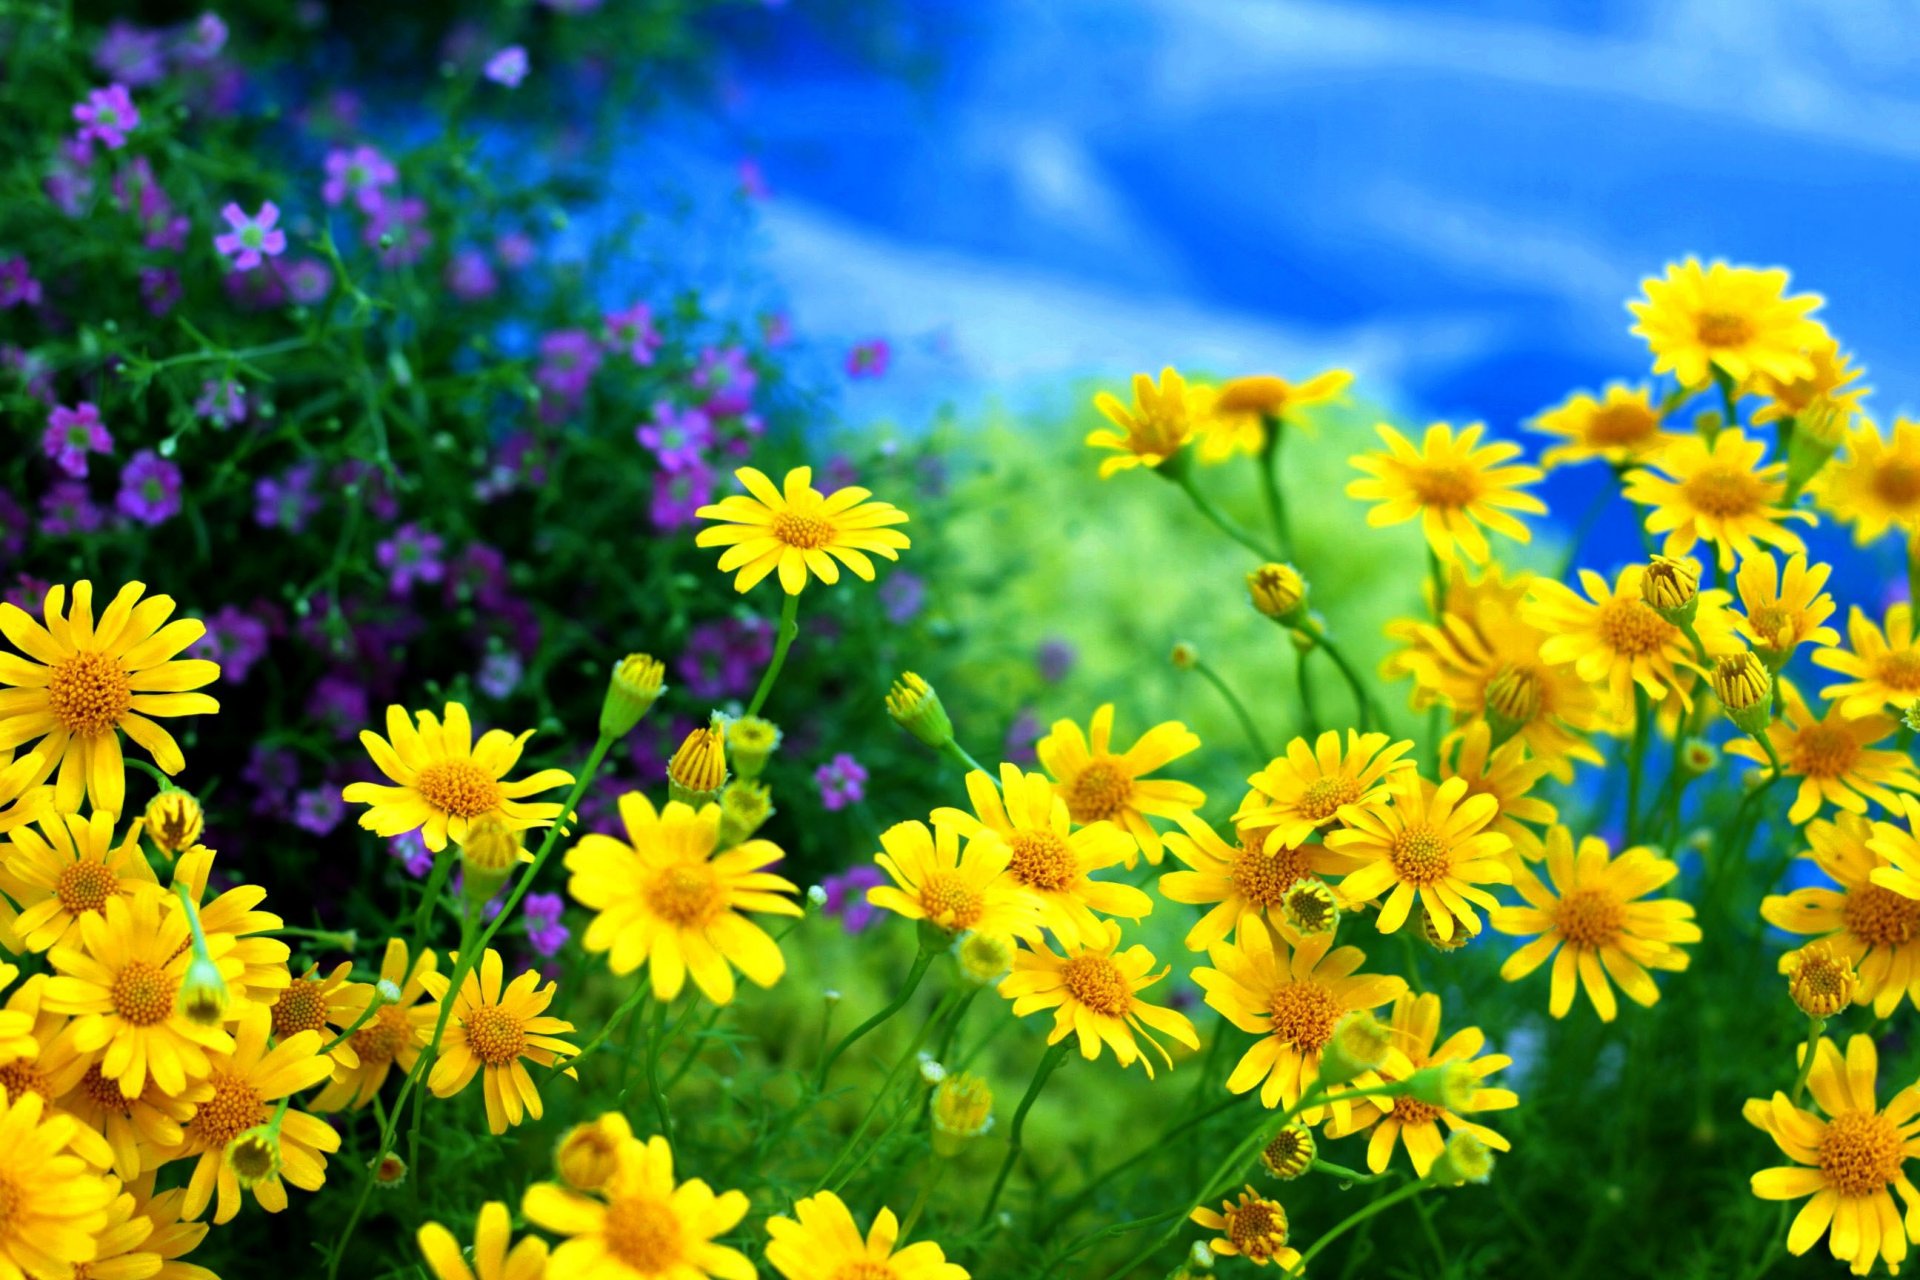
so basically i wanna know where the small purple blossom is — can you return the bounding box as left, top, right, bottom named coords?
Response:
left=2, top=346, right=54, bottom=402
left=649, top=462, right=713, bottom=532
left=820, top=865, right=886, bottom=933
left=114, top=158, right=188, bottom=251
left=43, top=403, right=113, bottom=478
left=198, top=605, right=271, bottom=683
left=637, top=402, right=712, bottom=471
left=365, top=194, right=431, bottom=267
left=45, top=139, right=96, bottom=216
left=39, top=482, right=105, bottom=537
left=334, top=459, right=399, bottom=521
left=523, top=892, right=569, bottom=957
left=760, top=312, right=793, bottom=347
left=0, top=259, right=42, bottom=309
left=214, top=201, right=286, bottom=271
left=390, top=830, right=435, bottom=878
left=1003, top=708, right=1044, bottom=767
left=819, top=456, right=859, bottom=493
left=495, top=231, right=535, bottom=269
left=444, top=247, right=497, bottom=302
left=477, top=650, right=523, bottom=700
left=815, top=753, right=869, bottom=812
left=139, top=267, right=181, bottom=316
left=292, top=786, right=344, bottom=835
left=283, top=258, right=332, bottom=305
left=322, top=145, right=397, bottom=211
left=605, top=301, right=660, bottom=365
left=306, top=672, right=369, bottom=739
left=377, top=523, right=447, bottom=594
left=692, top=345, right=758, bottom=417
left=254, top=462, right=321, bottom=531
left=194, top=378, right=245, bottom=427
left=243, top=745, right=299, bottom=815
left=846, top=339, right=890, bottom=379
left=474, top=432, right=547, bottom=502
left=535, top=329, right=603, bottom=403
left=95, top=25, right=165, bottom=86
left=443, top=542, right=511, bottom=610
left=678, top=615, right=775, bottom=700
left=115, top=450, right=182, bottom=525
left=879, top=572, right=926, bottom=625
left=484, top=46, right=529, bottom=88
left=1036, top=639, right=1076, bottom=684
left=175, top=13, right=229, bottom=63
left=73, top=84, right=140, bottom=153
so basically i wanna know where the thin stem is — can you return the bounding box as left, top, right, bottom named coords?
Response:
left=559, top=980, right=652, bottom=1074
left=978, top=1039, right=1072, bottom=1227
left=745, top=591, right=802, bottom=718
left=1313, top=632, right=1378, bottom=734
left=1193, top=659, right=1271, bottom=760
left=1295, top=644, right=1322, bottom=736
left=1258, top=416, right=1295, bottom=560
left=815, top=930, right=941, bottom=1090
left=125, top=757, right=175, bottom=792
left=1311, top=1158, right=1391, bottom=1185
left=409, top=846, right=456, bottom=954
left=939, top=739, right=991, bottom=776
left=900, top=1163, right=946, bottom=1238
left=1790, top=1016, right=1826, bottom=1106
left=645, top=994, right=674, bottom=1139
left=823, top=986, right=962, bottom=1190
left=1285, top=1178, right=1437, bottom=1277
left=1626, top=688, right=1650, bottom=843
left=1171, top=471, right=1281, bottom=561
left=1715, top=367, right=1742, bottom=433
left=317, top=996, right=382, bottom=1056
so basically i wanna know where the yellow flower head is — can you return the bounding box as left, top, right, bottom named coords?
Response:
left=1817, top=605, right=1920, bottom=719
left=269, top=960, right=363, bottom=1072
left=1762, top=812, right=1920, bottom=1018
left=1814, top=417, right=1920, bottom=545
left=0, top=1086, right=118, bottom=1279
left=1622, top=428, right=1814, bottom=571
left=0, top=580, right=220, bottom=815
left=1627, top=257, right=1826, bottom=387
left=929, top=1072, right=994, bottom=1156
left=1326, top=773, right=1513, bottom=942
left=998, top=919, right=1199, bottom=1076
left=565, top=793, right=801, bottom=1004
left=1088, top=367, right=1201, bottom=476
left=1234, top=729, right=1416, bottom=855
left=1159, top=813, right=1361, bottom=951
left=1035, top=704, right=1205, bottom=866
left=1200, top=368, right=1352, bottom=459
left=555, top=1112, right=633, bottom=1193
left=1190, top=1187, right=1301, bottom=1269
left=1346, top=422, right=1546, bottom=565
left=1530, top=383, right=1678, bottom=469
left=766, top=1190, right=969, bottom=1280
left=129, top=1173, right=221, bottom=1275
left=4, top=809, right=158, bottom=953
left=1735, top=551, right=1838, bottom=659
left=421, top=949, right=579, bottom=1135
left=1727, top=687, right=1920, bottom=825
left=1260, top=1124, right=1316, bottom=1180
left=343, top=702, right=573, bottom=853
left=668, top=716, right=729, bottom=801
left=1745, top=1034, right=1920, bottom=1277
left=695, top=465, right=910, bottom=594
left=1490, top=826, right=1699, bottom=1021
left=311, top=937, right=439, bottom=1112
left=1752, top=336, right=1869, bottom=426
left=1440, top=720, right=1558, bottom=862
left=419, top=1200, right=550, bottom=1280
left=868, top=817, right=1036, bottom=939
left=1524, top=563, right=1731, bottom=723
left=142, top=788, right=204, bottom=857
left=1786, top=941, right=1859, bottom=1019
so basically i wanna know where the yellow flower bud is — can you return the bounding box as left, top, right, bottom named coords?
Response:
left=1169, top=641, right=1200, bottom=670
left=1640, top=555, right=1699, bottom=623
left=601, top=653, right=666, bottom=739
left=373, top=1153, right=408, bottom=1190
left=953, top=931, right=1013, bottom=986
left=179, top=953, right=230, bottom=1028
left=555, top=1115, right=629, bottom=1191
left=458, top=814, right=525, bottom=905
left=1318, top=1010, right=1392, bottom=1086
left=1246, top=563, right=1308, bottom=624
left=1711, top=651, right=1773, bottom=736
left=1416, top=905, right=1472, bottom=953
left=1484, top=663, right=1541, bottom=739
left=1406, top=1061, right=1480, bottom=1111
left=1785, top=941, right=1857, bottom=1019
left=226, top=1126, right=281, bottom=1189
left=1679, top=738, right=1719, bottom=774
left=718, top=780, right=774, bottom=847
left=1431, top=1131, right=1495, bottom=1186
left=885, top=673, right=954, bottom=750
left=144, top=790, right=204, bottom=858
left=1259, top=1123, right=1316, bottom=1180
left=667, top=716, right=728, bottom=804
left=929, top=1071, right=994, bottom=1156
left=724, top=716, right=782, bottom=780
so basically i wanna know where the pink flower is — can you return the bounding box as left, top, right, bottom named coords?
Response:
left=484, top=46, right=529, bottom=88
left=214, top=201, right=286, bottom=270
left=845, top=339, right=890, bottom=379
left=73, top=84, right=140, bottom=152
left=43, top=403, right=113, bottom=478
left=604, top=301, right=660, bottom=364
left=322, top=145, right=397, bottom=211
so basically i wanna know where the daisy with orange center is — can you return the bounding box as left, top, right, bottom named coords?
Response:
left=998, top=920, right=1197, bottom=1076
left=1734, top=551, right=1838, bottom=661
left=1190, top=1187, right=1302, bottom=1270
left=0, top=580, right=220, bottom=816
left=1726, top=688, right=1920, bottom=825
left=1622, top=428, right=1814, bottom=572
left=1158, top=813, right=1361, bottom=951
left=311, top=938, right=439, bottom=1112
left=933, top=764, right=1149, bottom=946
left=1490, top=826, right=1698, bottom=1021
left=1198, top=368, right=1352, bottom=460
left=58, top=1056, right=196, bottom=1183
left=868, top=818, right=1036, bottom=940
left=1627, top=257, right=1826, bottom=388
left=1761, top=812, right=1920, bottom=1018
left=418, top=1201, right=549, bottom=1280
left=1034, top=704, right=1205, bottom=867
left=422, top=949, right=579, bottom=1135
left=269, top=961, right=363, bottom=1075
left=0, top=974, right=115, bottom=1171
left=1086, top=367, right=1202, bottom=477
left=1346, top=422, right=1546, bottom=565
left=1745, top=1035, right=1920, bottom=1277
left=1234, top=729, right=1415, bottom=855
left=1326, top=773, right=1513, bottom=942
left=765, top=1190, right=969, bottom=1280
left=1440, top=721, right=1558, bottom=862
left=1752, top=337, right=1869, bottom=426
left=1814, top=418, right=1920, bottom=545
left=3, top=809, right=158, bottom=953
left=1816, top=605, right=1920, bottom=718
left=1524, top=564, right=1728, bottom=722
left=694, top=465, right=910, bottom=594
left=1192, top=921, right=1407, bottom=1114
left=342, top=702, right=573, bottom=853
left=1529, top=383, right=1680, bottom=470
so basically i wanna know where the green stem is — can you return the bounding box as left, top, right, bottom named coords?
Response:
left=317, top=996, right=382, bottom=1057
left=1193, top=659, right=1272, bottom=760
left=409, top=846, right=456, bottom=953
left=745, top=591, right=802, bottom=718
left=1311, top=1158, right=1391, bottom=1185
left=266, top=926, right=360, bottom=949
left=900, top=1163, right=946, bottom=1239
left=1626, top=688, right=1650, bottom=843
left=125, top=757, right=175, bottom=792
left=1295, top=645, right=1322, bottom=737
left=1714, top=367, right=1742, bottom=434
left=1790, top=1016, right=1826, bottom=1106
left=558, top=980, right=652, bottom=1075
left=815, top=929, right=942, bottom=1090
left=823, top=986, right=961, bottom=1190
left=1258, top=416, right=1295, bottom=560
left=1285, top=1177, right=1437, bottom=1277
left=938, top=739, right=991, bottom=776
left=1313, top=632, right=1378, bottom=734
left=977, top=1039, right=1073, bottom=1227
left=1171, top=471, right=1281, bottom=561
left=645, top=995, right=674, bottom=1138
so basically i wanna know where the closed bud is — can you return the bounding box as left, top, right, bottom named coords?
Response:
left=885, top=673, right=954, bottom=750
left=1785, top=941, right=1857, bottom=1019
left=144, top=790, right=204, bottom=857
left=1406, top=1061, right=1480, bottom=1111
left=555, top=1115, right=627, bottom=1191
left=1787, top=397, right=1849, bottom=497
left=1280, top=879, right=1338, bottom=937
left=1259, top=1123, right=1316, bottom=1180
left=600, top=654, right=666, bottom=739
left=373, top=1153, right=409, bottom=1189
left=953, top=931, right=1013, bottom=986
left=1903, top=702, right=1920, bottom=734
left=717, top=780, right=774, bottom=847
left=1483, top=664, right=1541, bottom=741
left=1710, top=652, right=1773, bottom=736
left=179, top=953, right=230, bottom=1027
left=1318, top=1010, right=1392, bottom=1085
left=1169, top=640, right=1200, bottom=670
left=1247, top=563, right=1309, bottom=624
left=1431, top=1130, right=1495, bottom=1186
left=667, top=716, right=728, bottom=805
left=1640, top=556, right=1699, bottom=624
left=458, top=815, right=525, bottom=905
left=724, top=716, right=781, bottom=780
left=929, top=1071, right=994, bottom=1156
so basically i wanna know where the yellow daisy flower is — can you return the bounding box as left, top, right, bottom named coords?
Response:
left=172, top=844, right=291, bottom=1006
left=1734, top=551, right=1838, bottom=660
left=1815, top=418, right=1920, bottom=545
left=61, top=1059, right=194, bottom=1183
left=1325, top=773, right=1513, bottom=941
left=0, top=1087, right=117, bottom=1279
left=1345, top=422, right=1546, bottom=565
left=1191, top=1187, right=1302, bottom=1270
left=564, top=792, right=801, bottom=1004
left=1325, top=992, right=1517, bottom=1176
left=1727, top=688, right=1920, bottom=824
left=1745, top=1035, right=1920, bottom=1277
left=1523, top=564, right=1727, bottom=722
left=766, top=1190, right=968, bottom=1280
left=1087, top=367, right=1201, bottom=477
left=1817, top=605, right=1920, bottom=718
left=695, top=465, right=911, bottom=594
left=1192, top=921, right=1407, bottom=1113
left=1762, top=812, right=1920, bottom=1018
left=867, top=818, right=1035, bottom=940
left=1490, top=826, right=1699, bottom=1020
left=1234, top=729, right=1416, bottom=855
left=522, top=1132, right=754, bottom=1280
left=172, top=1004, right=339, bottom=1225
left=933, top=764, right=1150, bottom=946
left=43, top=890, right=239, bottom=1098
left=0, top=580, right=220, bottom=815
left=311, top=938, right=438, bottom=1112
left=1752, top=337, right=1869, bottom=426
left=421, top=949, right=579, bottom=1135
left=0, top=974, right=113, bottom=1171
left=1622, top=428, right=1814, bottom=571
left=3, top=809, right=158, bottom=953
left=418, top=1201, right=550, bottom=1280
left=77, top=1189, right=162, bottom=1280
left=997, top=919, right=1198, bottom=1076
left=1158, top=813, right=1361, bottom=951
left=342, top=702, right=573, bottom=853
left=1529, top=382, right=1679, bottom=469
left=1440, top=721, right=1558, bottom=862
left=0, top=750, right=52, bottom=842
left=1627, top=257, right=1826, bottom=387
left=1035, top=704, right=1205, bottom=866
left=128, top=1173, right=219, bottom=1280
left=1198, top=369, right=1352, bottom=460
left=269, top=961, right=363, bottom=1075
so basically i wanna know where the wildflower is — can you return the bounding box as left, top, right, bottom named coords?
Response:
left=692, top=345, right=758, bottom=416
left=1431, top=1130, right=1496, bottom=1186
left=322, top=144, right=397, bottom=210
left=422, top=949, right=578, bottom=1134
left=1760, top=813, right=1920, bottom=1016
left=1712, top=651, right=1774, bottom=738
left=717, top=780, right=773, bottom=847
left=1346, top=421, right=1546, bottom=565
left=930, top=1072, right=995, bottom=1155
left=1726, top=688, right=1920, bottom=824
left=1246, top=563, right=1308, bottom=624
left=458, top=814, right=527, bottom=905
left=271, top=961, right=363, bottom=1072
left=637, top=402, right=713, bottom=472
left=1490, top=826, right=1699, bottom=1021
left=1627, top=258, right=1826, bottom=387
left=1755, top=337, right=1870, bottom=425
left=1037, top=704, right=1204, bottom=866
left=1159, top=813, right=1357, bottom=950
left=254, top=461, right=322, bottom=531
left=1260, top=1124, right=1317, bottom=1180
left=523, top=1133, right=753, bottom=1279
left=4, top=809, right=157, bottom=952
left=115, top=450, right=183, bottom=526
left=0, top=1089, right=117, bottom=1277
left=1236, top=729, right=1415, bottom=854
left=695, top=465, right=911, bottom=595
left=1200, top=369, right=1352, bottom=459
left=1441, top=721, right=1558, bottom=861
left=420, top=1202, right=550, bottom=1280
left=1814, top=418, right=1920, bottom=544
left=1191, top=1188, right=1302, bottom=1269
left=652, top=462, right=717, bottom=532
left=312, top=939, right=439, bottom=1110
left=342, top=701, right=573, bottom=852
left=879, top=571, right=927, bottom=624
left=1087, top=367, right=1200, bottom=476
left=885, top=672, right=953, bottom=749
left=1523, top=563, right=1730, bottom=722
left=390, top=830, right=435, bottom=878
left=1786, top=942, right=1859, bottom=1019
left=1745, top=1034, right=1920, bottom=1276
left=293, top=785, right=345, bottom=835
left=1622, top=428, right=1813, bottom=572
left=1817, top=605, right=1920, bottom=718
left=73, top=83, right=139, bottom=151
left=1530, top=383, right=1676, bottom=469
left=483, top=45, right=529, bottom=87
left=868, top=818, right=1036, bottom=938
left=1733, top=552, right=1838, bottom=663
left=1640, top=555, right=1699, bottom=624
left=605, top=301, right=660, bottom=364
left=999, top=920, right=1198, bottom=1075
left=1193, top=922, right=1407, bottom=1115
left=0, top=580, right=221, bottom=815
left=42, top=403, right=113, bottom=479
left=667, top=717, right=728, bottom=804
left=214, top=201, right=287, bottom=271
left=556, top=1113, right=631, bottom=1191
left=0, top=258, right=42, bottom=310
left=1327, top=772, right=1513, bottom=941
left=192, top=377, right=246, bottom=428
left=1318, top=1009, right=1394, bottom=1085
left=520, top=893, right=570, bottom=958
left=815, top=753, right=868, bottom=811
left=376, top=523, right=447, bottom=594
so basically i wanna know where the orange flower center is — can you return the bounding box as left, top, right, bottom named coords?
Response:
left=1873, top=461, right=1920, bottom=507
left=1392, top=1092, right=1444, bottom=1127
left=352, top=1006, right=411, bottom=1065
left=78, top=1064, right=136, bottom=1115
left=1681, top=464, right=1767, bottom=518
left=1388, top=825, right=1450, bottom=886
left=1267, top=980, right=1342, bottom=1051
left=414, top=760, right=502, bottom=819
left=0, top=1061, right=51, bottom=1104
left=54, top=861, right=118, bottom=915
left=1876, top=650, right=1920, bottom=693
left=190, top=1070, right=265, bottom=1148
left=1066, top=761, right=1133, bottom=824
left=1230, top=839, right=1310, bottom=908
left=1819, top=1111, right=1905, bottom=1197
left=1225, top=1195, right=1290, bottom=1261
left=830, top=1264, right=897, bottom=1280
left=1597, top=596, right=1673, bottom=657
left=464, top=1005, right=526, bottom=1066
left=111, top=959, right=177, bottom=1027
left=1297, top=775, right=1361, bottom=822
left=1791, top=724, right=1861, bottom=779
left=1747, top=605, right=1796, bottom=651
left=646, top=863, right=723, bottom=927
left=916, top=872, right=984, bottom=931
left=1062, top=952, right=1131, bottom=1016
left=1408, top=462, right=1480, bottom=510
left=1585, top=403, right=1658, bottom=447
left=604, top=1194, right=683, bottom=1271
left=1844, top=884, right=1920, bottom=948
left=1006, top=829, right=1077, bottom=892
left=47, top=651, right=131, bottom=737
left=272, top=979, right=330, bottom=1038
left=771, top=511, right=835, bottom=550
left=1553, top=886, right=1626, bottom=948
left=1695, top=310, right=1754, bottom=348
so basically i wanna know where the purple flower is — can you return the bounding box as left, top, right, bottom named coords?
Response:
left=605, top=302, right=660, bottom=365
left=820, top=456, right=859, bottom=493
left=2, top=346, right=54, bottom=403
left=115, top=450, right=182, bottom=525
left=284, top=258, right=332, bottom=305
left=820, top=865, right=886, bottom=933
left=139, top=267, right=181, bottom=315
left=535, top=330, right=602, bottom=403
left=95, top=25, right=165, bottom=87
left=73, top=84, right=140, bottom=153
left=1036, top=639, right=1076, bottom=684
left=175, top=13, right=229, bottom=63
left=692, top=345, right=757, bottom=417
left=334, top=459, right=399, bottom=521
left=243, top=745, right=299, bottom=815
left=114, top=158, right=187, bottom=251
left=846, top=339, right=890, bottom=379
left=523, top=892, right=569, bottom=957
left=815, top=753, right=869, bottom=812
left=39, top=482, right=105, bottom=537
left=254, top=462, right=321, bottom=531
left=198, top=605, right=270, bottom=683
left=649, top=462, right=713, bottom=532
left=495, top=231, right=536, bottom=269
left=293, top=786, right=344, bottom=835
left=474, top=432, right=547, bottom=501
left=1003, top=708, right=1044, bottom=767
left=477, top=650, right=523, bottom=700
left=43, top=403, right=113, bottom=478
left=678, top=615, right=774, bottom=700
left=444, top=248, right=497, bottom=302
left=377, top=523, right=446, bottom=594
left=443, top=542, right=510, bottom=610
left=214, top=201, right=286, bottom=271
left=322, top=145, right=397, bottom=211
left=879, top=572, right=926, bottom=625
left=0, top=259, right=42, bottom=309
left=194, top=378, right=245, bottom=427
left=737, top=158, right=769, bottom=200
left=306, top=672, right=369, bottom=739
left=637, top=402, right=712, bottom=471
left=45, top=139, right=96, bottom=216
left=484, top=46, right=529, bottom=88
left=365, top=194, right=431, bottom=267
left=0, top=493, right=25, bottom=562
left=390, top=830, right=435, bottom=878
